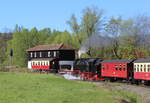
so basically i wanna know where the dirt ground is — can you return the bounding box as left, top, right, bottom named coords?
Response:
left=95, top=82, right=150, bottom=103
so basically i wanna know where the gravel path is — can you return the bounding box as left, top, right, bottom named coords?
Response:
left=95, top=82, right=150, bottom=103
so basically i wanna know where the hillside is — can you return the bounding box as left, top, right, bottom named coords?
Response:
left=0, top=72, right=140, bottom=103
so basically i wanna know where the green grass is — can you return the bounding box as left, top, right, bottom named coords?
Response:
left=0, top=72, right=140, bottom=103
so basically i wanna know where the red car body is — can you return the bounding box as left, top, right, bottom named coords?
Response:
left=32, top=65, right=51, bottom=70
left=134, top=72, right=150, bottom=81
left=101, top=60, right=134, bottom=79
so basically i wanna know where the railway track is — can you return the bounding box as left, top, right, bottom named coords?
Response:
left=94, top=80, right=150, bottom=88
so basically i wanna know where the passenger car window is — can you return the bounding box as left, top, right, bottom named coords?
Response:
left=137, top=68, right=139, bottom=72
left=134, top=68, right=136, bottom=72
left=148, top=68, right=150, bottom=72
left=144, top=68, right=146, bottom=72
left=119, top=68, right=122, bottom=71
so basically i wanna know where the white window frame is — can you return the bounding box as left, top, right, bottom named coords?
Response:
left=54, top=51, right=56, bottom=57
left=48, top=51, right=51, bottom=57
left=134, top=65, right=136, bottom=72
left=40, top=52, right=42, bottom=57
left=30, top=52, right=33, bottom=57
left=34, top=52, right=37, bottom=57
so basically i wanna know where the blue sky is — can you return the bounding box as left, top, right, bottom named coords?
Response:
left=0, top=0, right=149, bottom=32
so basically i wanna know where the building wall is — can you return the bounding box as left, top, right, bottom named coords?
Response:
left=28, top=50, right=59, bottom=60
left=28, top=61, right=32, bottom=69
left=28, top=50, right=75, bottom=61
left=59, top=50, right=75, bottom=60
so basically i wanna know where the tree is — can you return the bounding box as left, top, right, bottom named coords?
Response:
left=13, top=24, right=23, bottom=32
left=67, top=7, right=104, bottom=56
left=38, top=28, right=50, bottom=45
left=67, top=14, right=80, bottom=34
left=67, top=14, right=84, bottom=45
left=118, top=18, right=147, bottom=59
left=5, top=26, right=51, bottom=67
left=81, top=7, right=104, bottom=56
left=81, top=7, right=104, bottom=37
left=52, top=30, right=73, bottom=46
left=9, top=28, right=30, bottom=67
left=134, top=15, right=150, bottom=48
left=0, top=33, right=12, bottom=65
left=44, top=30, right=61, bottom=45
left=105, top=17, right=122, bottom=59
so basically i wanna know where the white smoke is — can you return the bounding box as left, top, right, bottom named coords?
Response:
left=78, top=47, right=88, bottom=58
left=78, top=34, right=112, bottom=57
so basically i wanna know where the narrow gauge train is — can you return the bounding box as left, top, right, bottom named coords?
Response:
left=73, top=58, right=150, bottom=85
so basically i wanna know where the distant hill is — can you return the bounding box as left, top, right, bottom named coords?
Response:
left=0, top=32, right=13, bottom=40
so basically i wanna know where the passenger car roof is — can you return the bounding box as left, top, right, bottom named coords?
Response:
left=134, top=59, right=150, bottom=63
left=101, top=59, right=134, bottom=63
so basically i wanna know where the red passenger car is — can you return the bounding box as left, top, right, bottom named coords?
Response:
left=101, top=60, right=134, bottom=81
left=133, top=59, right=150, bottom=84
left=31, top=58, right=56, bottom=70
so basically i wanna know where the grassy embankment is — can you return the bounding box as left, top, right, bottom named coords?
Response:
left=0, top=72, right=141, bottom=103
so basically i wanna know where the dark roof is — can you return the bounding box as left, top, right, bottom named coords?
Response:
left=27, top=43, right=75, bottom=51
left=101, top=59, right=134, bottom=63
left=74, top=58, right=103, bottom=65
left=134, top=59, right=150, bottom=63
left=76, top=58, right=103, bottom=62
